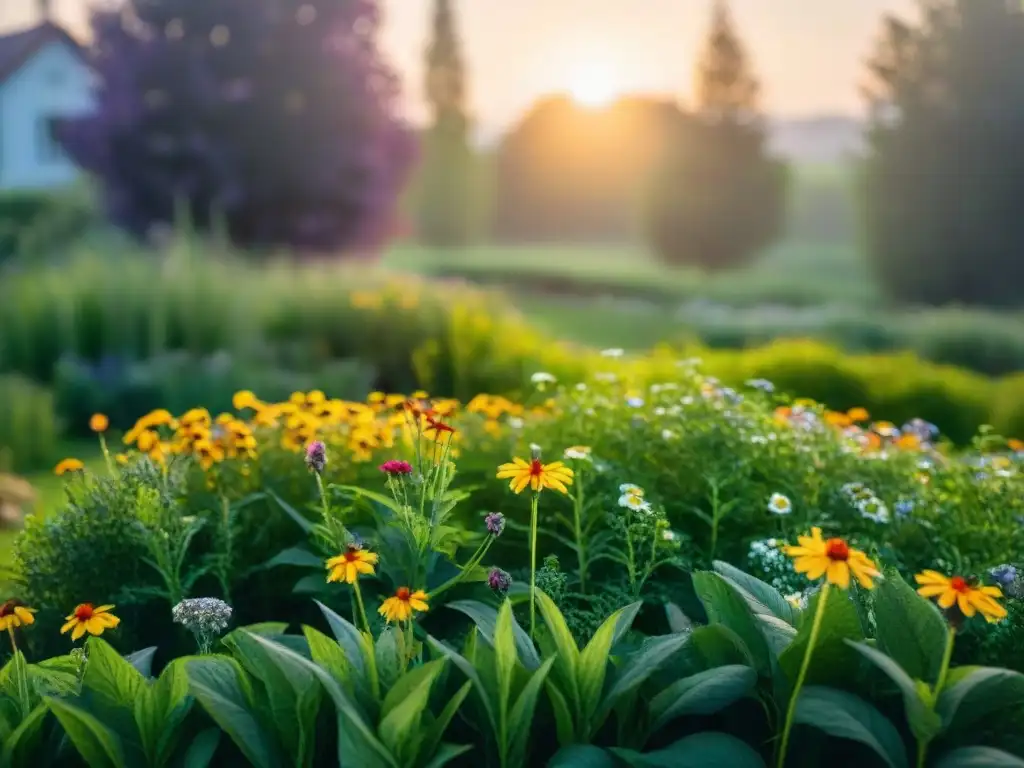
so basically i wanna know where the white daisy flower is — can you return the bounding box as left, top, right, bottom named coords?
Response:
left=767, top=493, right=792, bottom=516
left=530, top=372, right=556, bottom=385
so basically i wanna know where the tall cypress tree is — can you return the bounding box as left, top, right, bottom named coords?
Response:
left=644, top=0, right=787, bottom=271
left=417, top=0, right=475, bottom=246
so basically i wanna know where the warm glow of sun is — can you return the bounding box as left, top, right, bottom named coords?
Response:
left=567, top=63, right=618, bottom=108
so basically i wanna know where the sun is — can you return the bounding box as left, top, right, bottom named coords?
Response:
left=567, top=63, right=618, bottom=109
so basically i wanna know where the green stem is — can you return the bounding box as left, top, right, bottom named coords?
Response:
left=98, top=434, right=114, bottom=477
left=429, top=538, right=493, bottom=600
left=777, top=582, right=831, bottom=768
left=352, top=580, right=372, bottom=636
left=573, top=473, right=587, bottom=594
left=529, top=494, right=539, bottom=641
left=315, top=473, right=331, bottom=522
left=8, top=628, right=29, bottom=718
left=916, top=626, right=956, bottom=768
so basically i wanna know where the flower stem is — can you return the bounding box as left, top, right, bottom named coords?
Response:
left=916, top=626, right=957, bottom=768
left=98, top=435, right=114, bottom=477
left=352, top=580, right=371, bottom=636
left=429, top=537, right=493, bottom=600
left=573, top=473, right=587, bottom=594
left=529, top=494, right=539, bottom=641
left=777, top=582, right=831, bottom=768
left=8, top=628, right=29, bottom=718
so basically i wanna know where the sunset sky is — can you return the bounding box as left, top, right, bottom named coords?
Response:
left=2, top=0, right=916, bottom=129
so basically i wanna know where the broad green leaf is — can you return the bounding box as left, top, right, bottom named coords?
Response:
left=267, top=489, right=314, bottom=533
left=648, top=665, right=757, bottom=734
left=179, top=728, right=221, bottom=768
left=315, top=600, right=368, bottom=679
left=713, top=560, right=798, bottom=625
left=873, top=570, right=949, bottom=684
left=0, top=702, right=48, bottom=768
left=427, top=636, right=498, bottom=737
left=134, top=659, right=193, bottom=768
left=302, top=626, right=353, bottom=690
left=610, top=602, right=643, bottom=647
left=847, top=641, right=942, bottom=744
left=612, top=731, right=766, bottom=767
left=83, top=638, right=145, bottom=710
left=186, top=656, right=283, bottom=768
left=598, top=633, right=690, bottom=728
left=494, top=599, right=519, bottom=727
left=792, top=686, right=909, bottom=768
left=757, top=615, right=798, bottom=656
left=508, top=657, right=556, bottom=768
left=262, top=547, right=324, bottom=570
left=549, top=745, right=617, bottom=766
left=933, top=747, right=1024, bottom=767
left=446, top=599, right=541, bottom=670
left=665, top=604, right=693, bottom=634
left=379, top=659, right=445, bottom=765
left=536, top=589, right=581, bottom=709
left=692, top=572, right=771, bottom=675
left=375, top=628, right=407, bottom=692
left=421, top=681, right=472, bottom=764
left=689, top=624, right=755, bottom=669
left=45, top=696, right=125, bottom=768
left=779, top=589, right=863, bottom=689
left=124, top=648, right=157, bottom=678
left=936, top=667, right=1024, bottom=733
left=422, top=743, right=473, bottom=768
left=232, top=622, right=289, bottom=638
left=579, top=604, right=632, bottom=733
left=546, top=680, right=577, bottom=747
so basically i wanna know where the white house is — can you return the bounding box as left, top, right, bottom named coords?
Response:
left=0, top=15, right=94, bottom=192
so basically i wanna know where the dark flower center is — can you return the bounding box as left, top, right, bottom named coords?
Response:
left=825, top=539, right=850, bottom=561
left=396, top=587, right=411, bottom=601
left=0, top=599, right=22, bottom=618
left=950, top=576, right=969, bottom=593
left=75, top=604, right=95, bottom=621
left=529, top=459, right=543, bottom=476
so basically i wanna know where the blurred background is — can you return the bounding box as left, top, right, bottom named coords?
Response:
left=2, top=0, right=1024, bottom=501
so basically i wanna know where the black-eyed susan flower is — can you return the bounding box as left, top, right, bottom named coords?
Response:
left=0, top=599, right=36, bottom=632
left=784, top=527, right=880, bottom=590
left=61, top=604, right=120, bottom=641
left=496, top=457, right=574, bottom=494
left=89, top=413, right=109, bottom=433
left=325, top=546, right=379, bottom=584
left=379, top=587, right=429, bottom=623
left=915, top=571, right=1007, bottom=623
left=54, top=458, right=85, bottom=476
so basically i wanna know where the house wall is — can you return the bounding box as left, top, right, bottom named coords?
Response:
left=0, top=40, right=95, bottom=191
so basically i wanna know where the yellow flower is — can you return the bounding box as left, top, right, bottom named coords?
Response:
left=325, top=546, right=379, bottom=584
left=496, top=457, right=574, bottom=494
left=54, top=458, right=85, bottom=476
left=915, top=571, right=1007, bottom=623
left=379, top=587, right=429, bottom=623
left=89, top=413, right=109, bottom=433
left=60, top=603, right=120, bottom=641
left=847, top=407, right=870, bottom=422
left=783, top=527, right=880, bottom=590
left=0, top=599, right=37, bottom=632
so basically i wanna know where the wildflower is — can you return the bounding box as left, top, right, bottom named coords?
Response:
left=172, top=597, right=233, bottom=638
left=54, top=458, right=85, bottom=476
left=990, top=564, right=1018, bottom=589
left=857, top=497, right=890, bottom=524
left=784, top=528, right=880, bottom=590
left=915, top=571, right=1007, bottom=623
left=662, top=529, right=677, bottom=542
left=379, top=587, right=429, bottom=623
left=89, top=413, right=109, bottom=433
left=488, top=568, right=512, bottom=597
left=0, top=599, right=36, bottom=632
left=563, top=445, right=592, bottom=461
left=746, top=378, right=775, bottom=393
left=530, top=372, right=557, bottom=386
left=304, top=440, right=327, bottom=473
left=61, top=604, right=120, bottom=641
left=496, top=457, right=574, bottom=494
left=485, top=511, right=506, bottom=537
left=784, top=593, right=807, bottom=610
left=894, top=499, right=915, bottom=519
left=662, top=429, right=677, bottom=441
left=326, top=545, right=379, bottom=584
left=768, top=493, right=792, bottom=516
left=847, top=407, right=870, bottom=422
left=508, top=417, right=524, bottom=430
left=626, top=397, right=645, bottom=408
left=379, top=459, right=413, bottom=476
left=601, top=348, right=624, bottom=358
left=1009, top=438, right=1024, bottom=453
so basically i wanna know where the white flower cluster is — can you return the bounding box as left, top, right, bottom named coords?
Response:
left=172, top=597, right=233, bottom=637
left=841, top=483, right=890, bottom=524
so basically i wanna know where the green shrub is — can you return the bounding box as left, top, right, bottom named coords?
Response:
left=0, top=375, right=59, bottom=473
left=0, top=187, right=96, bottom=264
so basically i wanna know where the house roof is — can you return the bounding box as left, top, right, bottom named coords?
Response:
left=0, top=21, right=85, bottom=86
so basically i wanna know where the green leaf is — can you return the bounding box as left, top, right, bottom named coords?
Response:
left=598, top=633, right=690, bottom=729
left=261, top=547, right=324, bottom=570
left=713, top=560, right=798, bottom=625
left=508, top=656, right=556, bottom=768
left=0, top=702, right=49, bottom=768
left=847, top=641, right=942, bottom=744
left=578, top=604, right=633, bottom=734
left=648, top=665, right=756, bottom=734
left=421, top=681, right=471, bottom=765
left=186, top=656, right=283, bottom=768
left=179, top=728, right=221, bottom=768
left=612, top=731, right=766, bottom=767
left=689, top=625, right=756, bottom=669
left=379, top=659, right=445, bottom=766
left=83, top=638, right=145, bottom=710
left=375, top=628, right=407, bottom=692
left=549, top=745, right=617, bottom=767
left=426, top=636, right=498, bottom=738
left=446, top=599, right=540, bottom=670
left=873, top=570, right=949, bottom=684
left=936, top=667, right=1024, bottom=733
left=692, top=572, right=771, bottom=675
left=45, top=696, right=126, bottom=768
left=422, top=743, right=473, bottom=768
left=134, top=659, right=193, bottom=768
left=610, top=602, right=643, bottom=647
left=267, top=489, right=314, bottom=533
left=124, top=647, right=157, bottom=678
left=756, top=615, right=798, bottom=656
left=536, top=589, right=581, bottom=711
left=331, top=485, right=404, bottom=515
left=779, top=589, right=863, bottom=689
left=546, top=680, right=577, bottom=747
left=933, top=747, right=1024, bottom=767
left=302, top=626, right=354, bottom=690
left=493, top=599, right=519, bottom=719
left=314, top=600, right=368, bottom=680
left=665, top=604, right=693, bottom=634
left=792, top=686, right=909, bottom=768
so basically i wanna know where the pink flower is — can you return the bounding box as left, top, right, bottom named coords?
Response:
left=379, top=459, right=413, bottom=476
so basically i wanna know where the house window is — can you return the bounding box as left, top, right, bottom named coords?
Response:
left=36, top=117, right=63, bottom=163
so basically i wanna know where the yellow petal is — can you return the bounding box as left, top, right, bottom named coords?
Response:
left=827, top=561, right=851, bottom=589
left=915, top=570, right=948, bottom=585
left=937, top=589, right=957, bottom=609
left=71, top=622, right=87, bottom=641
left=957, top=593, right=976, bottom=617
left=916, top=585, right=947, bottom=598
left=61, top=618, right=77, bottom=634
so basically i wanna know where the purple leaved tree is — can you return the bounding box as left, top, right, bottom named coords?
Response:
left=62, top=0, right=418, bottom=255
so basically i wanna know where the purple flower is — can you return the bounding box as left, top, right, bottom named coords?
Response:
left=485, top=512, right=506, bottom=537
left=305, top=441, right=327, bottom=474
left=488, top=568, right=512, bottom=597
left=990, top=564, right=1018, bottom=589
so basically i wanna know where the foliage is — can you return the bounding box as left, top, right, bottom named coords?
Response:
left=60, top=0, right=417, bottom=253
left=0, top=188, right=96, bottom=265
left=0, top=376, right=59, bottom=474
left=861, top=0, right=1024, bottom=306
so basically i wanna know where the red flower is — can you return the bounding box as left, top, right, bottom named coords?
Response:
left=379, top=459, right=413, bottom=476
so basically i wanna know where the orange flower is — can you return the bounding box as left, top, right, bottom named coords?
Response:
left=915, top=571, right=1007, bottom=623
left=847, top=407, right=870, bottom=423
left=54, top=458, right=85, bottom=476
left=89, top=413, right=109, bottom=433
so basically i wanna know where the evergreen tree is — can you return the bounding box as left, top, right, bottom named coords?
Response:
left=417, top=0, right=475, bottom=246
left=60, top=0, right=417, bottom=254
left=862, top=0, right=1024, bottom=306
left=644, top=0, right=787, bottom=271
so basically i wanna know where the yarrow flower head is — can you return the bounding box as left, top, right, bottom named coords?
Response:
left=379, top=459, right=413, bottom=476
left=485, top=511, right=506, bottom=537
left=305, top=440, right=327, bottom=473
left=173, top=597, right=233, bottom=654
left=915, top=571, right=1007, bottom=624
left=488, top=568, right=512, bottom=597
left=0, top=599, right=36, bottom=632
left=784, top=528, right=880, bottom=590
left=767, top=493, right=792, bottom=516
left=530, top=372, right=557, bottom=387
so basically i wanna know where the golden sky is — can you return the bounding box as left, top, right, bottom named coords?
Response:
left=3, top=0, right=916, bottom=128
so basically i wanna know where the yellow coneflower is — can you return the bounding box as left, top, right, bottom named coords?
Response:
left=496, top=457, right=574, bottom=494
left=0, top=599, right=36, bottom=632
left=915, top=571, right=1007, bottom=623
left=54, top=458, right=85, bottom=476
left=325, top=546, right=378, bottom=584
left=60, top=604, right=120, bottom=641
left=378, top=587, right=429, bottom=624
left=783, top=527, right=880, bottom=590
